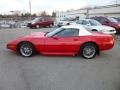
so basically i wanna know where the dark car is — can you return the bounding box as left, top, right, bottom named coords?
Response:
left=90, top=16, right=120, bottom=34
left=27, top=17, right=54, bottom=29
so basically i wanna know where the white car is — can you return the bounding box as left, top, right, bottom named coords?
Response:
left=57, top=18, right=76, bottom=27
left=71, top=19, right=116, bottom=34
left=0, top=23, right=11, bottom=28
left=57, top=19, right=70, bottom=27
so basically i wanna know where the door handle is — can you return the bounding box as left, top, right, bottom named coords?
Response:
left=74, top=39, right=78, bottom=41
left=53, top=37, right=58, bottom=40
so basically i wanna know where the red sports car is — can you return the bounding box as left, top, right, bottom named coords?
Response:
left=7, top=25, right=115, bottom=59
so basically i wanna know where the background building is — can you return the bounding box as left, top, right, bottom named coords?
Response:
left=56, top=4, right=120, bottom=22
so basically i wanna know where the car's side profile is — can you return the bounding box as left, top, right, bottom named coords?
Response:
left=72, top=19, right=116, bottom=34
left=91, top=16, right=120, bottom=34
left=7, top=25, right=114, bottom=59
left=27, top=17, right=54, bottom=29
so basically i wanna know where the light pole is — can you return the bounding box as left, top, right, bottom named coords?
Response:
left=29, top=0, right=31, bottom=20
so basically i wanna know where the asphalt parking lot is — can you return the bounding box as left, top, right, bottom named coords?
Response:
left=0, top=28, right=120, bottom=90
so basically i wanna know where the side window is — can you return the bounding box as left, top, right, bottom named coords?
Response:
left=39, top=18, right=45, bottom=22
left=82, top=20, right=89, bottom=25
left=76, top=20, right=82, bottom=24
left=55, top=28, right=79, bottom=37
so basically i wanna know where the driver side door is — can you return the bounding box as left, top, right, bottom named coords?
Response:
left=44, top=28, right=80, bottom=54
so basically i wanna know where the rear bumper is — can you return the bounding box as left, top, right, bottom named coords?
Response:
left=99, top=38, right=115, bottom=51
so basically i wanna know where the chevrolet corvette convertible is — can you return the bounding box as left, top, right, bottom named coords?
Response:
left=7, top=25, right=115, bottom=59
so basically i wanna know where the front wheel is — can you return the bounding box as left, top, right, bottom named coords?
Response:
left=36, top=25, right=40, bottom=29
left=80, top=43, right=98, bottom=59
left=18, top=42, right=36, bottom=57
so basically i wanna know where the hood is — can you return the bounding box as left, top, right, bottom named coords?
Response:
left=24, top=32, right=46, bottom=38
left=90, top=25, right=115, bottom=31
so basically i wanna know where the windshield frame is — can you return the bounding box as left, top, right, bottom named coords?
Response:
left=45, top=28, right=63, bottom=37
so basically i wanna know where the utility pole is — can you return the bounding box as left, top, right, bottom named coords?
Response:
left=86, top=8, right=89, bottom=18
left=29, top=0, right=31, bottom=20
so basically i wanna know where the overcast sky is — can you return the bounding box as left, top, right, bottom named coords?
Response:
left=0, top=0, right=119, bottom=14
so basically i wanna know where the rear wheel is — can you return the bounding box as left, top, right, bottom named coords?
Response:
left=49, top=24, right=53, bottom=28
left=80, top=43, right=98, bottom=59
left=18, top=42, right=36, bottom=57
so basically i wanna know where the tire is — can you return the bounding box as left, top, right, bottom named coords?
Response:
left=36, top=25, right=40, bottom=29
left=80, top=43, right=98, bottom=59
left=66, top=23, right=70, bottom=25
left=18, top=42, right=36, bottom=57
left=92, top=29, right=97, bottom=31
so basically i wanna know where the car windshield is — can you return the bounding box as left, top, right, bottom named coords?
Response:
left=89, top=20, right=102, bottom=26
left=108, top=17, right=118, bottom=23
left=114, top=18, right=120, bottom=22
left=45, top=28, right=62, bottom=37
left=32, top=18, right=41, bottom=22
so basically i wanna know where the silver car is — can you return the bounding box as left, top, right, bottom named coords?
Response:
left=72, top=19, right=116, bottom=34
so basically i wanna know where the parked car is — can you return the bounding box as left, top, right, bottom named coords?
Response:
left=7, top=25, right=114, bottom=59
left=90, top=16, right=120, bottom=34
left=71, top=19, right=116, bottom=34
left=0, top=20, right=13, bottom=28
left=0, top=23, right=11, bottom=28
left=57, top=18, right=76, bottom=27
left=27, top=17, right=54, bottom=29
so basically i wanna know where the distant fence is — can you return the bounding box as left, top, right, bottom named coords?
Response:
left=0, top=16, right=36, bottom=21
left=0, top=16, right=55, bottom=21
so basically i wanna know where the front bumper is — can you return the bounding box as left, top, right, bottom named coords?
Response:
left=102, top=30, right=116, bottom=35
left=27, top=23, right=32, bottom=27
left=7, top=44, right=17, bottom=52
